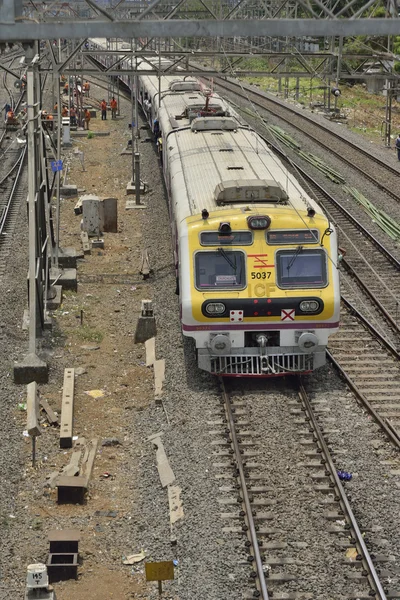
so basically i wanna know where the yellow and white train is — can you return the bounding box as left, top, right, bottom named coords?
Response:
left=136, top=68, right=340, bottom=377
left=89, top=41, right=341, bottom=376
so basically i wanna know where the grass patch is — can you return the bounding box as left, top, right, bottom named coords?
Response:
left=75, top=325, right=104, bottom=344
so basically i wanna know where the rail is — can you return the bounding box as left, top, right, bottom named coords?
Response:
left=298, top=381, right=388, bottom=599
left=220, top=378, right=269, bottom=599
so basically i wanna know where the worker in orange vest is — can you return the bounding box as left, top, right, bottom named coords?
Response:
left=110, top=97, right=117, bottom=119
left=101, top=99, right=107, bottom=120
left=84, top=81, right=90, bottom=97
left=84, top=108, right=91, bottom=130
left=6, top=109, right=14, bottom=121
left=62, top=106, right=68, bottom=117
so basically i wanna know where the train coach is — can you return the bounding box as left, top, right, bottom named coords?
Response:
left=88, top=41, right=340, bottom=377
left=136, top=68, right=340, bottom=377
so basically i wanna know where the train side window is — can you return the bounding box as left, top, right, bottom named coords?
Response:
left=194, top=251, right=246, bottom=290
left=276, top=248, right=327, bottom=289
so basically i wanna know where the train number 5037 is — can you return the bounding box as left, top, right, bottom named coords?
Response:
left=251, top=272, right=271, bottom=280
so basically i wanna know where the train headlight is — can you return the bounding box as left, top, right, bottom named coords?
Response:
left=299, top=300, right=320, bottom=313
left=247, top=215, right=271, bottom=230
left=205, top=302, right=226, bottom=315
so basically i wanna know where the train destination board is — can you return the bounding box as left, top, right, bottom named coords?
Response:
left=267, top=229, right=319, bottom=244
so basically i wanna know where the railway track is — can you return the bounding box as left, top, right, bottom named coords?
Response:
left=328, top=298, right=400, bottom=448
left=214, top=378, right=397, bottom=599
left=0, top=148, right=27, bottom=277
left=261, top=141, right=400, bottom=449
left=265, top=140, right=400, bottom=347
left=207, top=75, right=400, bottom=205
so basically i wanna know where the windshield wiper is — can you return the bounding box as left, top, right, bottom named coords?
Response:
left=217, top=247, right=236, bottom=272
left=287, top=245, right=303, bottom=272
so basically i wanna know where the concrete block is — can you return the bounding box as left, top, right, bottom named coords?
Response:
left=168, top=485, right=184, bottom=525
left=60, top=368, right=75, bottom=449
left=154, top=359, right=165, bottom=397
left=135, top=300, right=156, bottom=343
left=102, top=197, right=118, bottom=232
left=50, top=267, right=77, bottom=292
left=81, top=195, right=102, bottom=236
left=14, top=353, right=49, bottom=384
left=125, top=199, right=147, bottom=209
left=57, top=476, right=86, bottom=504
left=134, top=315, right=156, bottom=343
left=27, top=381, right=41, bottom=437
left=60, top=184, right=78, bottom=197
left=47, top=285, right=62, bottom=310
left=28, top=587, right=56, bottom=600
left=48, top=529, right=80, bottom=553
left=47, top=553, right=78, bottom=582
left=145, top=337, right=156, bottom=366
left=74, top=197, right=82, bottom=215
left=126, top=180, right=147, bottom=195
left=150, top=436, right=175, bottom=488
left=44, top=310, right=53, bottom=330
left=71, top=131, right=110, bottom=137
left=58, top=247, right=78, bottom=268
left=80, top=231, right=91, bottom=255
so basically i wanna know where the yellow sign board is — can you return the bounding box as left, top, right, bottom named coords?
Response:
left=145, top=561, right=174, bottom=582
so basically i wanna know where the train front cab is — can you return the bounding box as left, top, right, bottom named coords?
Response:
left=179, top=208, right=340, bottom=377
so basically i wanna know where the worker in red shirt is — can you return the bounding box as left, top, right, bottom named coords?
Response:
left=101, top=99, right=107, bottom=120
left=110, top=97, right=117, bottom=119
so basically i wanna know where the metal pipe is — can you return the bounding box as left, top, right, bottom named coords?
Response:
left=134, top=151, right=140, bottom=206
left=27, top=65, right=37, bottom=354
left=55, top=41, right=62, bottom=268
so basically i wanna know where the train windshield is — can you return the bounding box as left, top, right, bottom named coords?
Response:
left=195, top=250, right=246, bottom=289
left=276, top=248, right=327, bottom=289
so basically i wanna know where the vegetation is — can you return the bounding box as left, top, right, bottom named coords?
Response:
left=75, top=324, right=104, bottom=344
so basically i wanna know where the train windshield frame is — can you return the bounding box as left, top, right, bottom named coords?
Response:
left=194, top=250, right=246, bottom=290
left=276, top=248, right=328, bottom=289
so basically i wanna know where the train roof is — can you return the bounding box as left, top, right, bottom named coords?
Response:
left=158, top=91, right=236, bottom=129
left=168, top=124, right=324, bottom=224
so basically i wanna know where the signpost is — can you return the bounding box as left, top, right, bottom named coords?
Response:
left=145, top=561, right=174, bottom=596
left=50, top=159, right=63, bottom=172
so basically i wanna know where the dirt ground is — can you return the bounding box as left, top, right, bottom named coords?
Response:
left=27, top=97, right=156, bottom=599
left=19, top=80, right=396, bottom=600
